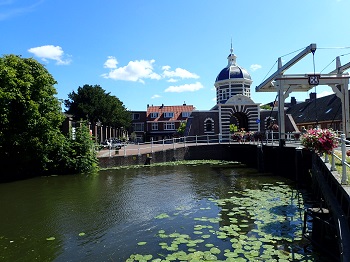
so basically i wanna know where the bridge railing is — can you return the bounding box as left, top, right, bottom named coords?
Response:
left=97, top=132, right=304, bottom=157
left=327, top=134, right=350, bottom=185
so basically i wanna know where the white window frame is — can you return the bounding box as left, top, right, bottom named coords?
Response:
left=164, top=112, right=174, bottom=118
left=152, top=122, right=158, bottom=130
left=133, top=123, right=144, bottom=132
left=132, top=113, right=140, bottom=120
left=164, top=122, right=175, bottom=130
left=182, top=112, right=191, bottom=118
left=150, top=112, right=159, bottom=118
left=204, top=118, right=214, bottom=133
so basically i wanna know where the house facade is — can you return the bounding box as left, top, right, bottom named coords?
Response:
left=129, top=104, right=194, bottom=142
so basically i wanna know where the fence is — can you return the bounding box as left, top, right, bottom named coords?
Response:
left=97, top=132, right=301, bottom=157
left=325, top=134, right=350, bottom=185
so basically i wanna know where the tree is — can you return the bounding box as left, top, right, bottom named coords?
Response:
left=0, top=55, right=65, bottom=180
left=64, top=84, right=131, bottom=128
left=177, top=121, right=187, bottom=136
left=58, top=122, right=98, bottom=174
left=0, top=55, right=97, bottom=181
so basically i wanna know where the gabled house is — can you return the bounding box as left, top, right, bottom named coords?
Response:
left=146, top=104, right=194, bottom=141
left=130, top=111, right=147, bottom=142
left=286, top=92, right=346, bottom=132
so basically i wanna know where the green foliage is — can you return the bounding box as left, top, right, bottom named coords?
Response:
left=260, top=104, right=272, bottom=110
left=0, top=55, right=98, bottom=181
left=0, top=54, right=65, bottom=179
left=65, top=84, right=131, bottom=128
left=55, top=123, right=98, bottom=174
left=229, top=124, right=238, bottom=133
left=177, top=121, right=187, bottom=135
left=129, top=131, right=137, bottom=142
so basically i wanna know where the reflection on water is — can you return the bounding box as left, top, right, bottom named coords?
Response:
left=0, top=163, right=320, bottom=261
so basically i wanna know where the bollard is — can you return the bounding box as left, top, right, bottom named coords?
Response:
left=257, top=143, right=264, bottom=173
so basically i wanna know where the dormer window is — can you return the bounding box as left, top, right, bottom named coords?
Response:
left=182, top=112, right=191, bottom=118
left=164, top=112, right=174, bottom=118
left=150, top=112, right=159, bottom=118
left=132, top=113, right=140, bottom=120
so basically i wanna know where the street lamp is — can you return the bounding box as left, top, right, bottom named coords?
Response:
left=96, top=119, right=101, bottom=144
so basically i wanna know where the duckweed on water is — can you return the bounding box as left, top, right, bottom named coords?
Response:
left=101, top=160, right=243, bottom=170
left=126, top=180, right=319, bottom=261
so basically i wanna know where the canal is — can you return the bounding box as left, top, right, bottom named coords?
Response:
left=0, top=161, right=327, bottom=261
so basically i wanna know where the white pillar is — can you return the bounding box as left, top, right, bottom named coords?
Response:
left=277, top=80, right=286, bottom=145
left=331, top=79, right=350, bottom=138
left=219, top=104, right=222, bottom=135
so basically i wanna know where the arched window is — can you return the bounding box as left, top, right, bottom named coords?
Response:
left=204, top=118, right=214, bottom=133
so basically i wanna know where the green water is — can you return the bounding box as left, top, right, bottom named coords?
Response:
left=0, top=163, right=323, bottom=261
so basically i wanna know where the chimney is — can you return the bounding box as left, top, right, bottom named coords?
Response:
left=291, top=97, right=296, bottom=105
left=309, top=92, right=316, bottom=100
left=183, top=101, right=186, bottom=106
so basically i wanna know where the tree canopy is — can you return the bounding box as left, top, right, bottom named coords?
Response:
left=0, top=55, right=97, bottom=181
left=64, top=84, right=131, bottom=128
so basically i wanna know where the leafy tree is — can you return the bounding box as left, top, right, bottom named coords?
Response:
left=65, top=84, right=131, bottom=128
left=177, top=121, right=187, bottom=135
left=57, top=123, right=98, bottom=174
left=0, top=55, right=65, bottom=180
left=130, top=131, right=137, bottom=143
left=0, top=55, right=97, bottom=181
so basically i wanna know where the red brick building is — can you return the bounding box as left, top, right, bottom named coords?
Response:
left=129, top=104, right=194, bottom=142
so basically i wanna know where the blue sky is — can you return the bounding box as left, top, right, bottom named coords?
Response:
left=1, top=0, right=350, bottom=111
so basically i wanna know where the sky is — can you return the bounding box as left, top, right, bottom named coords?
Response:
left=2, top=0, right=350, bottom=111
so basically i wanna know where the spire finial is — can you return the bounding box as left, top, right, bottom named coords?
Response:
left=230, top=38, right=233, bottom=54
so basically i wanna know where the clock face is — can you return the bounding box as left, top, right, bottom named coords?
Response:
left=308, top=75, right=320, bottom=85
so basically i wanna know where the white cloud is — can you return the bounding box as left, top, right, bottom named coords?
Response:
left=28, top=45, right=71, bottom=65
left=164, top=82, right=204, bottom=93
left=162, top=66, right=199, bottom=79
left=102, top=58, right=200, bottom=85
left=104, top=56, right=118, bottom=69
left=0, top=0, right=44, bottom=21
left=162, top=65, right=171, bottom=71
left=151, top=94, right=161, bottom=99
left=102, top=59, right=161, bottom=82
left=250, top=64, right=262, bottom=72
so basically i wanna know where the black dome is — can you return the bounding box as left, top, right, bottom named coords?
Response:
left=216, top=65, right=251, bottom=82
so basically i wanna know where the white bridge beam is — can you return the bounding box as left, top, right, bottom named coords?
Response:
left=256, top=44, right=350, bottom=144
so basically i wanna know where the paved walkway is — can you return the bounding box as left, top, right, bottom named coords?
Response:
left=96, top=140, right=302, bottom=158
left=97, top=142, right=197, bottom=158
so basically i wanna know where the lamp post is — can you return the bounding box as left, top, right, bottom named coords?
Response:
left=96, top=119, right=101, bottom=144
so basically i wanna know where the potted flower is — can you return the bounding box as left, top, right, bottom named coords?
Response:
left=300, top=128, right=338, bottom=155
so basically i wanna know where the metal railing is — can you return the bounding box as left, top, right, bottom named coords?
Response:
left=96, top=132, right=303, bottom=157
left=96, top=131, right=349, bottom=184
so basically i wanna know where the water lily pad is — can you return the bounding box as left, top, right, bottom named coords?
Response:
left=155, top=213, right=169, bottom=219
left=210, top=247, right=221, bottom=254
left=46, top=237, right=55, bottom=241
left=78, top=232, right=86, bottom=236
left=137, top=241, right=147, bottom=246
